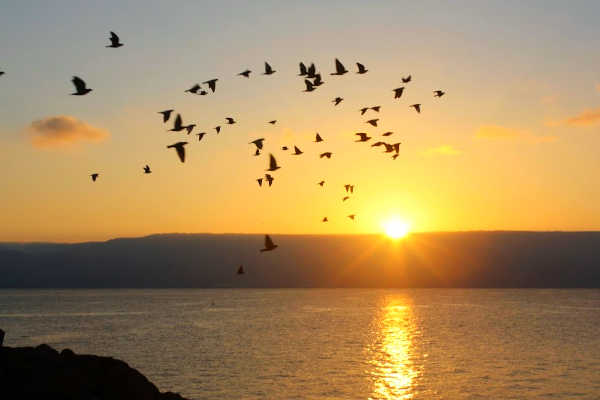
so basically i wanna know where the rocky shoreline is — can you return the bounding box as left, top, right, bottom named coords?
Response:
left=0, top=330, right=189, bottom=400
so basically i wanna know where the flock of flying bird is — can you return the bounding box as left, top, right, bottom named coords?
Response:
left=1, top=31, right=447, bottom=275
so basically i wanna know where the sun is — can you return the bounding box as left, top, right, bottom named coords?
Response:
left=383, top=219, right=411, bottom=239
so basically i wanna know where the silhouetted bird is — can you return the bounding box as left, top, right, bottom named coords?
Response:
left=333, top=97, right=343, bottom=106
left=263, top=62, right=276, bottom=75
left=313, top=74, right=324, bottom=86
left=314, top=133, right=323, bottom=142
left=356, top=62, right=368, bottom=74
left=257, top=178, right=263, bottom=186
left=366, top=119, right=379, bottom=127
left=382, top=131, right=393, bottom=137
left=320, top=152, right=332, bottom=159
left=90, top=173, right=99, bottom=182
left=318, top=180, right=325, bottom=186
left=203, top=79, right=218, bottom=92
left=360, top=107, right=369, bottom=115
left=185, top=84, right=201, bottom=94
left=322, top=217, right=328, bottom=222
left=215, top=126, right=221, bottom=134
left=348, top=214, right=356, bottom=220
left=434, top=90, right=445, bottom=97
left=298, top=62, right=307, bottom=76
left=260, top=234, right=278, bottom=252
left=410, top=104, right=421, bottom=113
left=196, top=132, right=207, bottom=141
left=158, top=109, right=174, bottom=123
left=292, top=146, right=303, bottom=155
left=331, top=58, right=348, bottom=75
left=106, top=31, right=123, bottom=48
left=282, top=146, right=288, bottom=150
left=393, top=87, right=405, bottom=99
left=185, top=124, right=196, bottom=134
left=167, top=142, right=188, bottom=163
left=371, top=141, right=386, bottom=147
left=237, top=265, right=245, bottom=275
left=344, top=184, right=351, bottom=193
left=342, top=196, right=350, bottom=201
left=402, top=75, right=412, bottom=83
left=266, top=154, right=281, bottom=171
left=250, top=138, right=265, bottom=150
left=383, top=143, right=394, bottom=153
left=304, top=79, right=315, bottom=92
left=355, top=132, right=371, bottom=142
left=371, top=106, right=381, bottom=112
left=169, top=114, right=185, bottom=132
left=392, top=154, right=399, bottom=160
left=269, top=120, right=277, bottom=125
left=238, top=70, right=251, bottom=78
left=71, top=76, right=92, bottom=95
left=143, top=165, right=151, bottom=174
left=225, top=117, right=236, bottom=124
left=265, top=173, right=274, bottom=186
left=306, top=63, right=316, bottom=78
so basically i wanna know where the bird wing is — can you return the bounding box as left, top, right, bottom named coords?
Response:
left=355, top=133, right=366, bottom=140
left=173, top=114, right=182, bottom=129
left=307, top=63, right=316, bottom=76
left=175, top=144, right=185, bottom=162
left=110, top=31, right=119, bottom=41
left=294, top=146, right=302, bottom=154
left=335, top=58, right=345, bottom=73
left=265, top=62, right=272, bottom=73
left=304, top=80, right=313, bottom=91
left=269, top=154, right=278, bottom=169
left=72, top=76, right=87, bottom=92
left=265, top=235, right=274, bottom=248
left=357, top=62, right=365, bottom=72
left=299, top=62, right=307, bottom=75
left=315, top=133, right=322, bottom=142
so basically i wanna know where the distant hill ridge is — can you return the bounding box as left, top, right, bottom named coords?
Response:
left=1, top=232, right=599, bottom=288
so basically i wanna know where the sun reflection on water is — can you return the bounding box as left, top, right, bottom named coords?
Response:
left=367, top=297, right=419, bottom=400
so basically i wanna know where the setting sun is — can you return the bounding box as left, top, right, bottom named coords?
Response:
left=383, top=219, right=411, bottom=239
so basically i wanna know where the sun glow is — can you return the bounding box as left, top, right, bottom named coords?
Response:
left=383, top=219, right=410, bottom=239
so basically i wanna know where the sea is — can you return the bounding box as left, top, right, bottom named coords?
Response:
left=1, top=289, right=599, bottom=399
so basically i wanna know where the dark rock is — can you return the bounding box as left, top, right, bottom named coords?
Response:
left=0, top=343, right=190, bottom=400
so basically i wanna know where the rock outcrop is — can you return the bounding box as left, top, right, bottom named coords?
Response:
left=0, top=339, right=189, bottom=400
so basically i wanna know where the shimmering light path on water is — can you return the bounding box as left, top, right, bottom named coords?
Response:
left=1, top=289, right=599, bottom=399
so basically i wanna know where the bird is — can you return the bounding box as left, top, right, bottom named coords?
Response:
left=260, top=234, right=278, bottom=252
left=257, top=178, right=263, bottom=187
left=303, top=79, right=315, bottom=92
left=392, top=154, right=399, bottom=160
left=106, top=31, right=123, bottom=48
left=281, top=146, right=288, bottom=151
left=292, top=146, right=303, bottom=155
left=393, top=87, right=405, bottom=99
left=254, top=149, right=260, bottom=156
left=355, top=132, right=371, bottom=142
left=268, top=120, right=277, bottom=125
left=266, top=154, right=281, bottom=171
left=393, top=142, right=401, bottom=153
left=360, top=107, right=369, bottom=115
left=184, top=124, right=196, bottom=135
left=250, top=138, right=265, bottom=150
left=225, top=117, right=236, bottom=124
left=371, top=141, right=386, bottom=147
left=322, top=217, right=328, bottom=222
left=238, top=70, right=251, bottom=78
left=366, top=119, right=379, bottom=127
left=237, top=265, right=245, bottom=275
left=402, top=75, right=412, bottom=83
left=434, top=90, right=445, bottom=97
left=313, top=74, right=324, bottom=86
left=143, top=165, right=151, bottom=174
left=332, top=97, right=343, bottom=106
left=158, top=109, right=174, bottom=123
left=215, top=126, right=221, bottom=134
left=196, top=132, right=207, bottom=141
left=169, top=114, right=185, bottom=132
left=320, top=152, right=332, bottom=159
left=382, top=131, right=393, bottom=137
left=0, top=71, right=4, bottom=76
left=318, top=180, right=325, bottom=186
left=90, top=173, right=99, bottom=182
left=410, top=104, right=421, bottom=113
left=298, top=62, right=307, bottom=76
left=344, top=184, right=352, bottom=193
left=314, top=133, right=324, bottom=142
left=331, top=58, right=348, bottom=75
left=167, top=142, right=188, bottom=163
left=203, top=79, right=218, bottom=92
left=383, top=143, right=395, bottom=153
left=348, top=214, right=356, bottom=220
left=263, top=62, right=276, bottom=75
left=71, top=76, right=92, bottom=95
left=371, top=106, right=381, bottom=112
left=342, top=196, right=350, bottom=202
left=185, top=84, right=201, bottom=94
left=356, top=62, right=368, bottom=74
left=265, top=173, right=274, bottom=186
left=306, top=63, right=316, bottom=78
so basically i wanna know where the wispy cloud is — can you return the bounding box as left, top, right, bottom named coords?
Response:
left=563, top=107, right=600, bottom=127
left=25, top=116, right=109, bottom=148
left=475, top=125, right=557, bottom=144
left=423, top=145, right=461, bottom=156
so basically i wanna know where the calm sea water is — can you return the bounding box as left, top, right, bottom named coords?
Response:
left=1, top=289, right=599, bottom=399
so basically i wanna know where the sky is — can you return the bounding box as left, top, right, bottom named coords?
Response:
left=1, top=0, right=600, bottom=242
